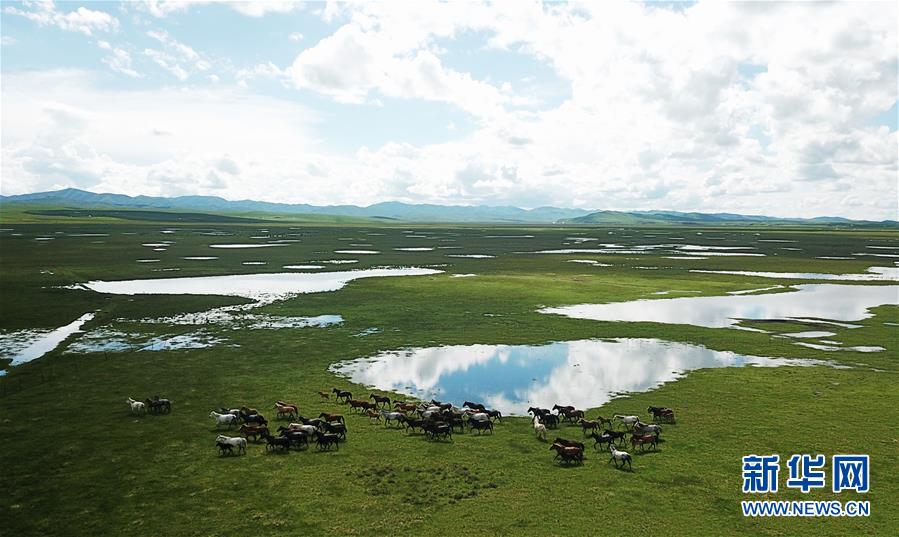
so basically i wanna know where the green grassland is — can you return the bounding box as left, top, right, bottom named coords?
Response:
left=0, top=214, right=897, bottom=536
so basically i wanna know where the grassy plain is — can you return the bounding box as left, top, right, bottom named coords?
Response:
left=0, top=213, right=897, bottom=536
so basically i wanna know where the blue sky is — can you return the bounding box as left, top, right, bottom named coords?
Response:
left=1, top=1, right=896, bottom=219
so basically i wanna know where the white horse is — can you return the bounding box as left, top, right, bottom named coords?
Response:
left=533, top=416, right=547, bottom=441
left=633, top=420, right=662, bottom=437
left=126, top=397, right=146, bottom=416
left=468, top=412, right=489, bottom=422
left=609, top=445, right=632, bottom=470
left=287, top=423, right=317, bottom=435
left=209, top=411, right=238, bottom=429
left=380, top=410, right=405, bottom=427
left=614, top=414, right=640, bottom=430
left=215, top=435, right=246, bottom=454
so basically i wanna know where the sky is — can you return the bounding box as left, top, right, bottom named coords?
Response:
left=0, top=1, right=897, bottom=219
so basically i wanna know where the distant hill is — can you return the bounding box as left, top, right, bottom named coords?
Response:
left=0, top=188, right=591, bottom=223
left=1, top=188, right=895, bottom=226
left=561, top=209, right=897, bottom=227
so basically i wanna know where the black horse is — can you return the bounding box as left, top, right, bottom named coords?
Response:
left=463, top=401, right=487, bottom=413
left=314, top=431, right=340, bottom=451
left=321, top=421, right=347, bottom=440
left=648, top=406, right=676, bottom=423
left=145, top=397, right=172, bottom=414
left=469, top=419, right=494, bottom=434
left=404, top=418, right=426, bottom=434
left=599, top=429, right=627, bottom=446
left=588, top=432, right=616, bottom=450
left=332, top=388, right=352, bottom=403
left=278, top=429, right=309, bottom=449
left=243, top=413, right=268, bottom=426
left=216, top=441, right=234, bottom=456
left=370, top=394, right=391, bottom=408
left=423, top=421, right=453, bottom=441
left=262, top=433, right=291, bottom=452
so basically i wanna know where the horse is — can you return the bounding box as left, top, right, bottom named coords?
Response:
left=588, top=432, right=615, bottom=451
left=404, top=418, right=426, bottom=434
left=552, top=404, right=575, bottom=416
left=533, top=416, right=547, bottom=441
left=370, top=394, right=391, bottom=408
left=578, top=419, right=600, bottom=435
left=273, top=402, right=298, bottom=420
left=630, top=433, right=659, bottom=452
left=422, top=421, right=453, bottom=441
left=648, top=406, right=676, bottom=423
left=210, top=411, right=239, bottom=429
left=216, top=441, right=234, bottom=456
left=608, top=445, right=632, bottom=470
left=332, top=388, right=352, bottom=403
left=633, top=421, right=662, bottom=438
left=262, top=432, right=291, bottom=452
left=550, top=443, right=584, bottom=465
left=318, top=412, right=344, bottom=424
left=394, top=401, right=417, bottom=413
left=280, top=424, right=316, bottom=436
left=540, top=413, right=560, bottom=429
left=144, top=396, right=172, bottom=414
left=613, top=414, right=640, bottom=430
left=561, top=408, right=585, bottom=423
left=243, top=413, right=268, bottom=426
left=600, top=429, right=627, bottom=446
left=486, top=409, right=503, bottom=422
left=313, top=431, right=340, bottom=451
left=380, top=410, right=406, bottom=428
left=280, top=429, right=309, bottom=449
left=317, top=390, right=330, bottom=400
left=363, top=409, right=382, bottom=422
left=595, top=415, right=613, bottom=430
left=467, top=412, right=489, bottom=423
left=469, top=419, right=494, bottom=434
left=239, top=407, right=260, bottom=420
left=215, top=435, right=246, bottom=454
left=321, top=421, right=347, bottom=440
left=238, top=424, right=270, bottom=442
left=463, top=401, right=487, bottom=413
left=348, top=399, right=370, bottom=412
left=553, top=437, right=586, bottom=451
left=126, top=397, right=146, bottom=416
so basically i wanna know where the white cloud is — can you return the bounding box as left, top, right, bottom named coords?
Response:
left=288, top=32, right=303, bottom=42
left=102, top=46, right=141, bottom=78
left=138, top=1, right=302, bottom=18
left=1, top=2, right=896, bottom=220
left=4, top=1, right=119, bottom=36
left=2, top=35, right=18, bottom=46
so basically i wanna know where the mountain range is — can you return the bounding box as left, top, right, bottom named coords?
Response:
left=1, top=188, right=895, bottom=226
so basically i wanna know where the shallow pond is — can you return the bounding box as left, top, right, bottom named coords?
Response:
left=540, top=284, right=899, bottom=328
left=330, top=338, right=837, bottom=415
left=75, top=267, right=442, bottom=304
left=0, top=313, right=95, bottom=369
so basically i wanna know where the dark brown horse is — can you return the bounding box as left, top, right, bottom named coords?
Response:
left=578, top=419, right=600, bottom=435
left=631, top=433, right=659, bottom=451
left=318, top=412, right=345, bottom=424
left=550, top=443, right=584, bottom=465
left=332, top=388, right=352, bottom=403
left=238, top=424, right=270, bottom=442
left=369, top=394, right=391, bottom=407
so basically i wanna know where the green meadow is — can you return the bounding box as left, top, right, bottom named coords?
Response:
left=1, top=213, right=896, bottom=536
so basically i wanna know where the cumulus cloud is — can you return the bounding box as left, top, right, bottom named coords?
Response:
left=138, top=0, right=301, bottom=18
left=4, top=1, right=119, bottom=35
left=1, top=1, right=897, bottom=220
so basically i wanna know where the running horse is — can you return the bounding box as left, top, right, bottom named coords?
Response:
left=144, top=396, right=172, bottom=414
left=370, top=394, right=391, bottom=408
left=550, top=442, right=584, bottom=465
left=648, top=406, right=676, bottom=424
left=273, top=401, right=298, bottom=420
left=332, top=388, right=353, bottom=403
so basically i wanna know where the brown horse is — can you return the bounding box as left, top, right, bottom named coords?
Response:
left=363, top=409, right=381, bottom=422
left=369, top=394, right=391, bottom=408
left=631, top=433, right=659, bottom=451
left=348, top=399, right=376, bottom=412
left=317, top=391, right=330, bottom=400
left=394, top=401, right=417, bottom=413
left=560, top=408, right=585, bottom=423
left=274, top=402, right=298, bottom=419
left=318, top=412, right=345, bottom=424
left=550, top=442, right=584, bottom=465
left=238, top=424, right=270, bottom=442
left=578, top=419, right=600, bottom=435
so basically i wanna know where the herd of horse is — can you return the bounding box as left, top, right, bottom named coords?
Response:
left=125, top=388, right=676, bottom=472
left=532, top=405, right=676, bottom=470
left=125, top=395, right=172, bottom=416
